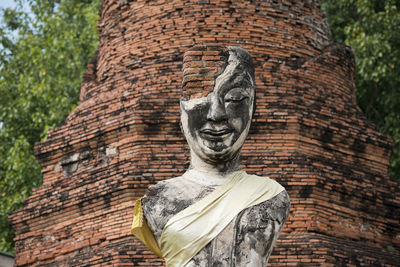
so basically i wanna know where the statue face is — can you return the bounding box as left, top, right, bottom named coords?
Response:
left=180, top=48, right=255, bottom=164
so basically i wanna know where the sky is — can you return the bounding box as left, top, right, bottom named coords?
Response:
left=0, top=0, right=31, bottom=14
left=0, top=0, right=17, bottom=9
left=0, top=0, right=32, bottom=47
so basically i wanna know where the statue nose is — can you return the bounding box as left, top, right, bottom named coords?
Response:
left=206, top=96, right=228, bottom=122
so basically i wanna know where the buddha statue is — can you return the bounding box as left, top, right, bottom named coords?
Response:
left=132, top=45, right=290, bottom=266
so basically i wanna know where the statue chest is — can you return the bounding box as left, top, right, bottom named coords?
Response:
left=142, top=183, right=289, bottom=266
left=184, top=200, right=284, bottom=267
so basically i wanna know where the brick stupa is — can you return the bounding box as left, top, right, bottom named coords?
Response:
left=10, top=0, right=400, bottom=266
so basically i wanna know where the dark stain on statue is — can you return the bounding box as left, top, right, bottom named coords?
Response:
left=166, top=198, right=192, bottom=217
left=187, top=102, right=210, bottom=141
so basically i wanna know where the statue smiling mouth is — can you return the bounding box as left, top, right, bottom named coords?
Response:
left=199, top=128, right=233, bottom=141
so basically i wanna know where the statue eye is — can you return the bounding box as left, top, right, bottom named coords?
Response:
left=224, top=88, right=248, bottom=103
left=225, top=96, right=245, bottom=102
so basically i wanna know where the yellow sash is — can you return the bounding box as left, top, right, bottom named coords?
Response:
left=131, top=198, right=163, bottom=258
left=131, top=171, right=285, bottom=266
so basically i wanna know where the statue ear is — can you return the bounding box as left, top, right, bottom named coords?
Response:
left=252, top=89, right=256, bottom=118
left=179, top=100, right=184, bottom=135
left=179, top=120, right=184, bottom=135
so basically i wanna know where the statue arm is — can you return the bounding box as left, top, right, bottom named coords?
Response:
left=234, top=190, right=290, bottom=265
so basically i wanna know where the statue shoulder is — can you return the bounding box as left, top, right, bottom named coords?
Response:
left=249, top=175, right=290, bottom=223
left=145, top=176, right=186, bottom=198
left=140, top=176, right=189, bottom=240
left=262, top=175, right=290, bottom=212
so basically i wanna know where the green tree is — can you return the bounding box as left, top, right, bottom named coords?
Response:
left=0, top=0, right=99, bottom=253
left=322, top=0, right=400, bottom=179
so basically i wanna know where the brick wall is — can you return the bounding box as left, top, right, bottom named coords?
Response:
left=10, top=0, right=400, bottom=266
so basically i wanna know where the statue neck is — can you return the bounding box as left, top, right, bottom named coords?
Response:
left=188, top=150, right=242, bottom=177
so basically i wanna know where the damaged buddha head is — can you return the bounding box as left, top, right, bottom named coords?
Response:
left=180, top=45, right=255, bottom=167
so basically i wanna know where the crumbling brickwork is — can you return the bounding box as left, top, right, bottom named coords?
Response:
left=10, top=0, right=400, bottom=266
left=182, top=45, right=229, bottom=99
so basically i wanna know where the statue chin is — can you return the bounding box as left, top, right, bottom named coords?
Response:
left=196, top=148, right=239, bottom=165
left=187, top=127, right=250, bottom=169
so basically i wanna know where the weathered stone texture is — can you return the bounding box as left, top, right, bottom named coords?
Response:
left=9, top=0, right=400, bottom=266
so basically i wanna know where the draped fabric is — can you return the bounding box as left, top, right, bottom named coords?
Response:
left=131, top=171, right=284, bottom=266
left=131, top=198, right=163, bottom=258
